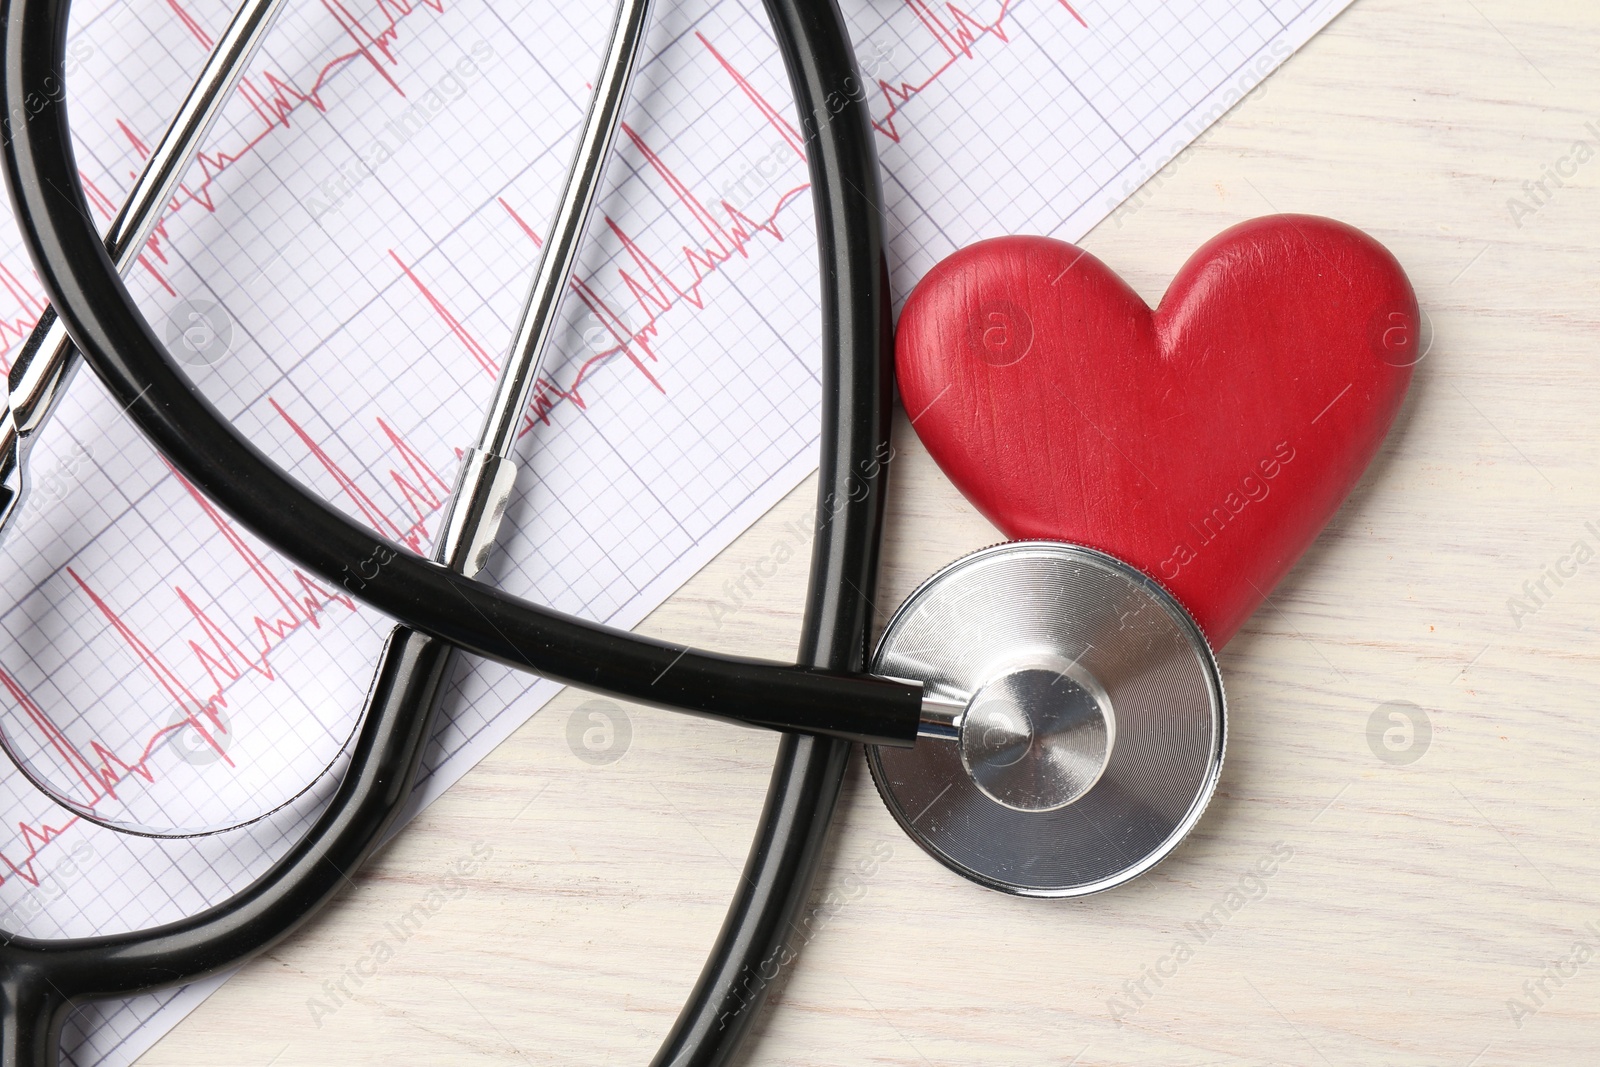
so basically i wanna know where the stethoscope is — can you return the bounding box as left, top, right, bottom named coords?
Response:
left=0, top=0, right=1224, bottom=1064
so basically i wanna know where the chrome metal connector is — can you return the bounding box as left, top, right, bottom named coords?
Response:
left=916, top=688, right=968, bottom=742
left=432, top=448, right=519, bottom=578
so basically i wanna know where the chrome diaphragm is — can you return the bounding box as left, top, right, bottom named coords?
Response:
left=867, top=541, right=1226, bottom=897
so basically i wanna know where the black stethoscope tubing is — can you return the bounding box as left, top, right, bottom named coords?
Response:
left=0, top=0, right=921, bottom=751
left=0, top=0, right=892, bottom=1065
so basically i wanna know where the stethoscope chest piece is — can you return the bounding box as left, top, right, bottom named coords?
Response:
left=866, top=541, right=1225, bottom=897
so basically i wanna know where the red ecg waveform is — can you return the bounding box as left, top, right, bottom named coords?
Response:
left=873, top=0, right=1087, bottom=142
left=395, top=33, right=819, bottom=429
left=0, top=0, right=458, bottom=883
left=393, top=0, right=1088, bottom=421
left=0, top=0, right=449, bottom=371
left=0, top=425, right=441, bottom=887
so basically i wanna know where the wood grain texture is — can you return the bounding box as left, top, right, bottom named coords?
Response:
left=894, top=219, right=1416, bottom=643
left=139, top=1, right=1600, bottom=1064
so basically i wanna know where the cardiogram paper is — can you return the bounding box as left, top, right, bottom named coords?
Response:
left=0, top=0, right=1351, bottom=1062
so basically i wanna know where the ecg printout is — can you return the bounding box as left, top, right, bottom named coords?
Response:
left=0, top=0, right=1353, bottom=1062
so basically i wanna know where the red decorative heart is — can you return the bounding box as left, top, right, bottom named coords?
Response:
left=895, top=215, right=1417, bottom=645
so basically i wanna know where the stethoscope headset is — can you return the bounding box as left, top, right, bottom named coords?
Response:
left=0, top=0, right=1224, bottom=1063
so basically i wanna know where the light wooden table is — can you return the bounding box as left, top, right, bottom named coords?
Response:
left=142, top=1, right=1600, bottom=1063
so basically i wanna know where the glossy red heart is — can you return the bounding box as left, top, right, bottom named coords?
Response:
left=895, top=215, right=1417, bottom=644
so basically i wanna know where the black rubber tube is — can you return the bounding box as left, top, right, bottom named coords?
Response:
left=0, top=0, right=920, bottom=747
left=650, top=0, right=891, bottom=1060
